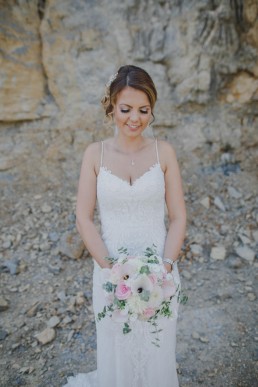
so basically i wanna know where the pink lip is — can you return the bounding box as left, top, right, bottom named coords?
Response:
left=127, top=124, right=140, bottom=131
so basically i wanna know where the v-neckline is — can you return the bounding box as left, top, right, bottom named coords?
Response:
left=99, top=163, right=162, bottom=187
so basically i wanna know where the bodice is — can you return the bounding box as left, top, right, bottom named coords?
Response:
left=96, top=163, right=167, bottom=257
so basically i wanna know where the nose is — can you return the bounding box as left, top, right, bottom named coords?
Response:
left=129, top=109, right=140, bottom=122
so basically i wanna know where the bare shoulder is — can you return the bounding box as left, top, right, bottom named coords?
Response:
left=157, top=139, right=176, bottom=153
left=82, top=141, right=101, bottom=160
left=81, top=141, right=102, bottom=173
left=157, top=139, right=177, bottom=167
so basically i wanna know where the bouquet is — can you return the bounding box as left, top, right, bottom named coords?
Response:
left=97, top=246, right=187, bottom=346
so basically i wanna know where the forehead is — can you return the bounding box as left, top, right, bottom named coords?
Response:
left=115, top=86, right=150, bottom=106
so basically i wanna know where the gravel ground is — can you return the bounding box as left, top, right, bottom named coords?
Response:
left=1, top=153, right=257, bottom=387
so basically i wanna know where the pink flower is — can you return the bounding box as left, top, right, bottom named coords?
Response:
left=148, top=273, right=158, bottom=285
left=112, top=263, right=123, bottom=275
left=143, top=307, right=156, bottom=319
left=115, top=282, right=132, bottom=300
left=162, top=279, right=176, bottom=299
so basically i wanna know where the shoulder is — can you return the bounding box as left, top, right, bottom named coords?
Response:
left=81, top=141, right=103, bottom=174
left=157, top=139, right=177, bottom=164
left=82, top=141, right=103, bottom=161
left=84, top=141, right=101, bottom=156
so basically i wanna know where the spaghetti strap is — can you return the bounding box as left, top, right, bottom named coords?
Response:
left=100, top=141, right=104, bottom=167
left=155, top=138, right=160, bottom=164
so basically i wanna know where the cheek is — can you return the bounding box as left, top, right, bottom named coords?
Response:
left=114, top=110, right=126, bottom=123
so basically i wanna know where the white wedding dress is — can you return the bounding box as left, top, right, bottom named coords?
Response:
left=64, top=139, right=181, bottom=387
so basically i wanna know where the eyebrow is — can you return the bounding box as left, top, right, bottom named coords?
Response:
left=119, top=103, right=151, bottom=108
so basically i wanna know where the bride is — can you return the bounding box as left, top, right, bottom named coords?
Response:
left=64, top=65, right=186, bottom=387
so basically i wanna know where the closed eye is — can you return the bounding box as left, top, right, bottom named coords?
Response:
left=120, top=109, right=149, bottom=114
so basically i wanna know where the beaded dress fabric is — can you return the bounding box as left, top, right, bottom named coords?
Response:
left=64, top=139, right=181, bottom=387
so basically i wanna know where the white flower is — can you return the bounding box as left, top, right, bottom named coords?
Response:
left=148, top=263, right=163, bottom=273
left=127, top=295, right=147, bottom=314
left=130, top=274, right=153, bottom=295
left=148, top=285, right=163, bottom=308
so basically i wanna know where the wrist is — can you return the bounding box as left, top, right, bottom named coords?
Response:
left=162, top=257, right=178, bottom=271
left=164, top=262, right=172, bottom=273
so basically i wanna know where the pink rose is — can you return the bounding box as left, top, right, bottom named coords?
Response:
left=143, top=307, right=156, bottom=319
left=115, top=282, right=132, bottom=300
left=148, top=273, right=158, bottom=285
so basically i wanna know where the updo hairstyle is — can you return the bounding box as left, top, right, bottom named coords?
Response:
left=101, top=65, right=157, bottom=123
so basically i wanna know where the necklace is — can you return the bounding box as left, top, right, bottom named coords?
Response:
left=113, top=139, right=146, bottom=166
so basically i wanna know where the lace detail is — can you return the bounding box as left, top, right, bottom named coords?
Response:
left=97, top=163, right=166, bottom=259
left=63, top=159, right=181, bottom=387
left=99, top=162, right=160, bottom=187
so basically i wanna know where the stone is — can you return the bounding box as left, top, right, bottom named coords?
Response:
left=182, top=270, right=192, bottom=280
left=247, top=293, right=256, bottom=301
left=49, top=232, right=60, bottom=242
left=210, top=246, right=226, bottom=260
left=226, top=255, right=244, bottom=269
left=41, top=204, right=52, bottom=213
left=27, top=302, right=41, bottom=317
left=235, top=246, right=255, bottom=263
left=0, top=260, right=19, bottom=275
left=252, top=229, right=258, bottom=242
left=0, top=329, right=9, bottom=340
left=227, top=186, right=242, bottom=199
left=2, top=240, right=11, bottom=249
left=200, top=196, right=210, bottom=209
left=57, top=290, right=67, bottom=303
left=62, top=316, right=72, bottom=325
left=58, top=230, right=85, bottom=259
left=67, top=330, right=74, bottom=342
left=238, top=234, right=251, bottom=245
left=214, top=197, right=226, bottom=212
left=199, top=336, right=209, bottom=343
left=224, top=72, right=258, bottom=104
left=192, top=331, right=200, bottom=340
left=35, top=327, right=56, bottom=345
left=190, top=244, right=203, bottom=257
left=0, top=297, right=9, bottom=311
left=75, top=292, right=85, bottom=306
left=47, top=316, right=60, bottom=328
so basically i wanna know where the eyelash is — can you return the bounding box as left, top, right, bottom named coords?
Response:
left=120, top=109, right=149, bottom=114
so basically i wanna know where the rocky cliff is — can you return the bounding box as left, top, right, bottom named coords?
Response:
left=0, top=0, right=257, bottom=193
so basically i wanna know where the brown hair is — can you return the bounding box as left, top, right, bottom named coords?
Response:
left=101, top=65, right=157, bottom=123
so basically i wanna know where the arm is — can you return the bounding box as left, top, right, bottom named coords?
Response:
left=161, top=141, right=187, bottom=272
left=76, top=143, right=111, bottom=268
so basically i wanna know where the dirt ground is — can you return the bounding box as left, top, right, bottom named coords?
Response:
left=1, top=150, right=257, bottom=387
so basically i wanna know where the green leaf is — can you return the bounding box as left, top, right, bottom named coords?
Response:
left=123, top=322, right=132, bottom=334
left=139, top=265, right=151, bottom=275
left=139, top=290, right=150, bottom=302
left=102, top=282, right=115, bottom=293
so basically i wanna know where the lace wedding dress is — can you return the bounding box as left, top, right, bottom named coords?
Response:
left=64, top=139, right=181, bottom=387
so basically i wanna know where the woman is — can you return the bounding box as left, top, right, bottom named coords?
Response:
left=65, top=65, right=186, bottom=387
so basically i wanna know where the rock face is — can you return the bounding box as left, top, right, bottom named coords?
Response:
left=0, top=0, right=257, bottom=194
left=0, top=1, right=55, bottom=121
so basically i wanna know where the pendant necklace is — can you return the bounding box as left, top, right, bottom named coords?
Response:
left=131, top=159, right=135, bottom=166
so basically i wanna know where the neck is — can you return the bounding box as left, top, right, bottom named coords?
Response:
left=114, top=133, right=145, bottom=153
